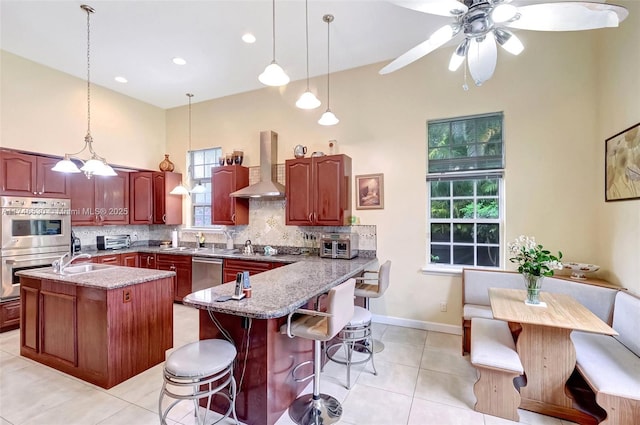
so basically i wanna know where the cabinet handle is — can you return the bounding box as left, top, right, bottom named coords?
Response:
left=170, top=265, right=176, bottom=271
left=231, top=213, right=236, bottom=224
left=308, top=213, right=313, bottom=222
left=162, top=214, right=166, bottom=223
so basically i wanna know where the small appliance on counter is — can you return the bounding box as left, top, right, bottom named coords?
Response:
left=319, top=233, right=359, bottom=259
left=97, top=235, right=131, bottom=250
left=71, top=231, right=82, bottom=253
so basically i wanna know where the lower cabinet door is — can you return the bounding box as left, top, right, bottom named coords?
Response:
left=40, top=290, right=77, bottom=366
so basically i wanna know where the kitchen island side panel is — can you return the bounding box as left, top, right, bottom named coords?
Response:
left=199, top=309, right=311, bottom=425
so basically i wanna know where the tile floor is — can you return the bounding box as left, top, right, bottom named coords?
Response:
left=0, top=304, right=578, bottom=425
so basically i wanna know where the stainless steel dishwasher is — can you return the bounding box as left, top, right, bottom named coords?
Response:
left=191, top=257, right=223, bottom=292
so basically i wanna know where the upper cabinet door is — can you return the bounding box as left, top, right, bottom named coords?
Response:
left=211, top=165, right=248, bottom=225
left=69, top=172, right=96, bottom=225
left=285, top=158, right=314, bottom=225
left=0, top=150, right=37, bottom=195
left=314, top=155, right=349, bottom=226
left=160, top=172, right=183, bottom=225
left=95, top=171, right=129, bottom=224
left=36, top=157, right=68, bottom=197
left=130, top=172, right=153, bottom=224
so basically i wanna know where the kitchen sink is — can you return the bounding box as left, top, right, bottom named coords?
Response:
left=62, top=263, right=114, bottom=274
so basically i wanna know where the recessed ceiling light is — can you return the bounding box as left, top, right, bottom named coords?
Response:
left=114, top=76, right=128, bottom=83
left=242, top=33, right=256, bottom=44
left=172, top=57, right=187, bottom=65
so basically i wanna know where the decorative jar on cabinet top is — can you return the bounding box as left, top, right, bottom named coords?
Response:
left=159, top=154, right=175, bottom=172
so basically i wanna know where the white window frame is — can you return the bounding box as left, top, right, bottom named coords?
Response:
left=424, top=113, right=505, bottom=274
left=189, top=147, right=222, bottom=228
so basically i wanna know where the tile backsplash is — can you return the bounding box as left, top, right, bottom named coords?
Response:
left=72, top=198, right=376, bottom=253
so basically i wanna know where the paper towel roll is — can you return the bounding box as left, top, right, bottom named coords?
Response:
left=171, top=230, right=178, bottom=248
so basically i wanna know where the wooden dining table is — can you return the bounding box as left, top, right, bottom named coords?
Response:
left=488, top=288, right=617, bottom=423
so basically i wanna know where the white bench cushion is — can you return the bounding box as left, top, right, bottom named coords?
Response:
left=463, top=270, right=522, bottom=305
left=463, top=304, right=493, bottom=320
left=471, top=318, right=523, bottom=374
left=612, top=291, right=640, bottom=356
left=572, top=331, right=640, bottom=400
left=543, top=277, right=618, bottom=324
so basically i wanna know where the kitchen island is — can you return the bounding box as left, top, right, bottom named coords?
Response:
left=183, top=256, right=377, bottom=425
left=18, top=265, right=175, bottom=389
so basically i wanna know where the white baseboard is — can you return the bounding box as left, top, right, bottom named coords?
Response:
left=371, top=314, right=462, bottom=336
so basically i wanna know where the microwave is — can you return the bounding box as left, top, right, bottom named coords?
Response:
left=320, top=233, right=359, bottom=259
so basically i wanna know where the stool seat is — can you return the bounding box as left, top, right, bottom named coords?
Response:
left=349, top=306, right=372, bottom=327
left=165, top=339, right=237, bottom=378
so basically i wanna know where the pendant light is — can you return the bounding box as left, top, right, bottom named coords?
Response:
left=170, top=93, right=204, bottom=195
left=258, top=0, right=289, bottom=87
left=318, top=14, right=339, bottom=126
left=52, top=4, right=116, bottom=178
left=295, top=0, right=321, bottom=109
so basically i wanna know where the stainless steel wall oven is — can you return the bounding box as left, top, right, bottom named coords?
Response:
left=1, top=196, right=71, bottom=302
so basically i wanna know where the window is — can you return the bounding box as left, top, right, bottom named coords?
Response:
left=427, top=112, right=504, bottom=268
left=190, top=147, right=222, bottom=227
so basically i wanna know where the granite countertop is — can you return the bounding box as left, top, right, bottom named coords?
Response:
left=183, top=256, right=378, bottom=319
left=16, top=266, right=176, bottom=290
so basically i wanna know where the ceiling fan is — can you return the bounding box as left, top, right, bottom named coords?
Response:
left=380, top=0, right=629, bottom=87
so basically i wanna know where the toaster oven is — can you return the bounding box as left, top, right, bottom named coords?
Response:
left=97, top=235, right=131, bottom=250
left=319, top=233, right=359, bottom=259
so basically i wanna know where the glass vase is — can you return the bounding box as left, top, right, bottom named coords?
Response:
left=523, top=273, right=543, bottom=305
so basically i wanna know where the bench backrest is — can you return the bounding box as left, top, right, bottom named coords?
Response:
left=612, top=291, right=640, bottom=357
left=463, top=268, right=620, bottom=324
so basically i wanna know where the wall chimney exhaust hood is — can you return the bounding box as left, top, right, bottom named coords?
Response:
left=230, top=130, right=286, bottom=198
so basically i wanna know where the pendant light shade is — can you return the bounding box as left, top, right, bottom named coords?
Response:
left=259, top=0, right=289, bottom=87
left=169, top=184, right=190, bottom=196
left=318, top=14, right=338, bottom=126
left=171, top=93, right=204, bottom=195
left=52, top=4, right=115, bottom=178
left=296, top=0, right=321, bottom=109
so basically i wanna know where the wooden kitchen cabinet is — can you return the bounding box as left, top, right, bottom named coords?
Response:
left=0, top=299, right=20, bottom=332
left=286, top=154, right=352, bottom=226
left=138, top=253, right=156, bottom=269
left=121, top=253, right=138, bottom=267
left=95, top=254, right=122, bottom=265
left=69, top=170, right=129, bottom=225
left=156, top=254, right=192, bottom=302
left=211, top=165, right=249, bottom=225
left=0, top=150, right=68, bottom=197
left=130, top=172, right=153, bottom=224
left=153, top=172, right=182, bottom=225
left=222, top=258, right=282, bottom=284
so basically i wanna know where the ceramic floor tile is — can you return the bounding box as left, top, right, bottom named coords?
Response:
left=370, top=322, right=388, bottom=340
left=0, top=418, right=11, bottom=425
left=380, top=326, right=427, bottom=347
left=0, top=329, right=20, bottom=356
left=408, top=398, right=485, bottom=425
left=340, top=383, right=412, bottom=424
left=425, top=331, right=463, bottom=354
left=374, top=340, right=424, bottom=368
left=413, top=368, right=477, bottom=410
left=420, top=347, right=477, bottom=379
left=96, top=403, right=169, bottom=425
left=355, top=359, right=418, bottom=396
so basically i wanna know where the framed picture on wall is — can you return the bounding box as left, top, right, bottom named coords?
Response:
left=605, top=122, right=640, bottom=202
left=355, top=173, right=384, bottom=210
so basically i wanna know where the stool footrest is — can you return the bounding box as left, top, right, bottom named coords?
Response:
left=292, top=360, right=315, bottom=383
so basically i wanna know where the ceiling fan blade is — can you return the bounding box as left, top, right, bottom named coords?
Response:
left=507, top=2, right=629, bottom=31
left=380, top=24, right=458, bottom=74
left=467, top=33, right=497, bottom=86
left=390, top=0, right=468, bottom=17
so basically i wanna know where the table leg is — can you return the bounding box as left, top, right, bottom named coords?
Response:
left=517, top=324, right=575, bottom=408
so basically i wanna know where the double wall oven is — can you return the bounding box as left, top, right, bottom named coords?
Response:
left=1, top=196, right=71, bottom=302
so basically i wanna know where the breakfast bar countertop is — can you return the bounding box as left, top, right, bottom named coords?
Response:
left=183, top=256, right=378, bottom=319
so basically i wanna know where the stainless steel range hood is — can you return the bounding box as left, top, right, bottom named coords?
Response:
left=230, top=130, right=285, bottom=198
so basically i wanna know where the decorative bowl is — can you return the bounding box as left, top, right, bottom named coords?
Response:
left=562, top=262, right=600, bottom=279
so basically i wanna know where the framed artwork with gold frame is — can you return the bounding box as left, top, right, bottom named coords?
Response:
left=605, top=122, right=640, bottom=202
left=355, top=173, right=384, bottom=210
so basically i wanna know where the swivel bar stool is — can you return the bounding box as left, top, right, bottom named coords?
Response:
left=159, top=339, right=238, bottom=425
left=354, top=260, right=391, bottom=353
left=281, top=278, right=356, bottom=425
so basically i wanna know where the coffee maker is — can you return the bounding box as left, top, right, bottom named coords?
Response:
left=71, top=230, right=81, bottom=253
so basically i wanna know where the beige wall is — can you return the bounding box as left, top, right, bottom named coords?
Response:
left=1, top=51, right=166, bottom=170
left=595, top=0, right=640, bottom=293
left=166, top=27, right=630, bottom=327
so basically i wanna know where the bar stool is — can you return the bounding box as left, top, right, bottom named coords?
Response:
left=159, top=339, right=238, bottom=425
left=324, top=305, right=377, bottom=389
left=281, top=278, right=356, bottom=425
left=354, top=260, right=391, bottom=353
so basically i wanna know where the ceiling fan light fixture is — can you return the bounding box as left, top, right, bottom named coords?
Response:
left=258, top=61, right=290, bottom=86
left=448, top=38, right=469, bottom=71
left=492, top=4, right=519, bottom=23
left=495, top=28, right=524, bottom=55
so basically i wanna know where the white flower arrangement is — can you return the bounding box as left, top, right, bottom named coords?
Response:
left=508, top=235, right=563, bottom=277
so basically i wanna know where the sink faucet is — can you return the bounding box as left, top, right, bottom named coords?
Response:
left=52, top=253, right=92, bottom=273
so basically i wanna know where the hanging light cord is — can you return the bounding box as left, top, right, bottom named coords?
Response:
left=271, top=0, right=276, bottom=60
left=304, top=0, right=310, bottom=89
left=187, top=93, right=193, bottom=151
left=325, top=16, right=331, bottom=108
left=86, top=5, right=91, bottom=137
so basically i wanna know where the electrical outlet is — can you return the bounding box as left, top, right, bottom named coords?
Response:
left=440, top=302, right=447, bottom=312
left=123, top=289, right=132, bottom=303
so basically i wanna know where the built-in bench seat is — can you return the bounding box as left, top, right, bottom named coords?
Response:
left=461, top=268, right=622, bottom=355
left=570, top=291, right=640, bottom=425
left=470, top=317, right=523, bottom=421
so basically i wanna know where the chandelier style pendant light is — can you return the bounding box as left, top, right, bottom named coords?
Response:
left=380, top=0, right=628, bottom=88
left=258, top=0, right=290, bottom=86
left=52, top=4, right=116, bottom=178
left=295, top=0, right=321, bottom=109
left=318, top=14, right=338, bottom=126
left=170, top=93, right=205, bottom=195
